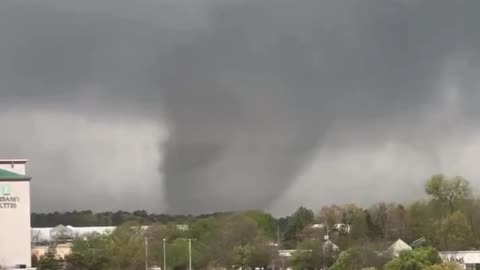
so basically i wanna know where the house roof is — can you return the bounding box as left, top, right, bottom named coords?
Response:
left=32, top=226, right=117, bottom=243
left=0, top=168, right=31, bottom=181
left=323, top=239, right=340, bottom=251
left=31, top=225, right=153, bottom=243
left=0, top=159, right=28, bottom=164
left=387, top=239, right=412, bottom=256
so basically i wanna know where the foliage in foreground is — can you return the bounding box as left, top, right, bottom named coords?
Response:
left=35, top=174, right=480, bottom=269
left=424, top=262, right=463, bottom=270
left=329, top=247, right=389, bottom=270
left=37, top=245, right=62, bottom=270
left=384, top=247, right=441, bottom=270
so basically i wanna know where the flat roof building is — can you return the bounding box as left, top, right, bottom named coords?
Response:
left=440, top=251, right=480, bottom=270
left=0, top=159, right=32, bottom=269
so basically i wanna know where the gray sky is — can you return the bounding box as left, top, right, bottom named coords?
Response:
left=1, top=0, right=480, bottom=215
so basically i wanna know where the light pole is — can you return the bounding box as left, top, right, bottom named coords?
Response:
left=163, top=238, right=167, bottom=270
left=277, top=223, right=280, bottom=247
left=145, top=237, right=149, bottom=270
left=188, top=238, right=192, bottom=270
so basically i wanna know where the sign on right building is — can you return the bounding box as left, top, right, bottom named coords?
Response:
left=439, top=251, right=480, bottom=270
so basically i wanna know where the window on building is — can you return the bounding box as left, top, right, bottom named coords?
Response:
left=465, top=264, right=480, bottom=270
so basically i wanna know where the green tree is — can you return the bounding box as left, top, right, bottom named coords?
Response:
left=145, top=224, right=169, bottom=269
left=385, top=204, right=409, bottom=241
left=367, top=203, right=388, bottom=240
left=329, top=247, right=388, bottom=270
left=249, top=235, right=275, bottom=267
left=425, top=175, right=472, bottom=214
left=318, top=205, right=341, bottom=230
left=440, top=211, right=473, bottom=250
left=285, top=207, right=315, bottom=246
left=331, top=204, right=369, bottom=248
left=107, top=223, right=145, bottom=270
left=424, top=262, right=462, bottom=270
left=37, top=245, right=62, bottom=270
left=290, top=250, right=314, bottom=270
left=406, top=201, right=436, bottom=245
left=462, top=198, right=480, bottom=247
left=145, top=221, right=216, bottom=270
left=213, top=214, right=262, bottom=267
left=189, top=217, right=219, bottom=242
left=384, top=246, right=441, bottom=270
left=233, top=244, right=254, bottom=268
left=233, top=235, right=274, bottom=268
left=32, top=254, right=39, bottom=268
left=65, top=234, right=112, bottom=270
left=245, top=210, right=276, bottom=238
left=290, top=239, right=318, bottom=270
left=166, top=238, right=190, bottom=270
left=290, top=239, right=338, bottom=270
left=191, top=239, right=215, bottom=270
left=347, top=205, right=369, bottom=242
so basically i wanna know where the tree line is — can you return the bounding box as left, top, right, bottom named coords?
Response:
left=35, top=174, right=478, bottom=270
left=31, top=210, right=232, bottom=227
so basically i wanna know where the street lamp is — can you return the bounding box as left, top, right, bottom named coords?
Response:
left=145, top=237, right=149, bottom=270
left=188, top=238, right=192, bottom=270
left=163, top=238, right=167, bottom=270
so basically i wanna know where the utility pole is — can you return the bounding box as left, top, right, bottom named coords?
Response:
left=145, top=237, right=149, bottom=270
left=277, top=223, right=280, bottom=246
left=276, top=223, right=280, bottom=270
left=188, top=238, right=192, bottom=270
left=163, top=238, right=167, bottom=270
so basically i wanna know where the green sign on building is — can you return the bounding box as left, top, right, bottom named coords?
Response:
left=2, top=184, right=11, bottom=196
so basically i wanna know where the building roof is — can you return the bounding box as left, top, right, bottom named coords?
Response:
left=31, top=225, right=155, bottom=243
left=278, top=250, right=312, bottom=257
left=323, top=239, right=340, bottom=251
left=0, top=168, right=30, bottom=181
left=0, top=159, right=28, bottom=164
left=387, top=239, right=412, bottom=257
left=311, top=224, right=325, bottom=229
left=32, top=226, right=117, bottom=243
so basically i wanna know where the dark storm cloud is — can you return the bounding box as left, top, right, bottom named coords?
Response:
left=152, top=0, right=480, bottom=213
left=1, top=0, right=480, bottom=214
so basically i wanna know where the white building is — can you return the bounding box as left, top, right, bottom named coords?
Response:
left=31, top=224, right=189, bottom=244
left=439, top=251, right=480, bottom=270
left=278, top=250, right=311, bottom=257
left=31, top=224, right=189, bottom=260
left=0, top=159, right=33, bottom=269
left=32, top=225, right=117, bottom=244
left=323, top=235, right=340, bottom=252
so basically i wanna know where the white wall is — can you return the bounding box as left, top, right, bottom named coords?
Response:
left=0, top=181, right=31, bottom=268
